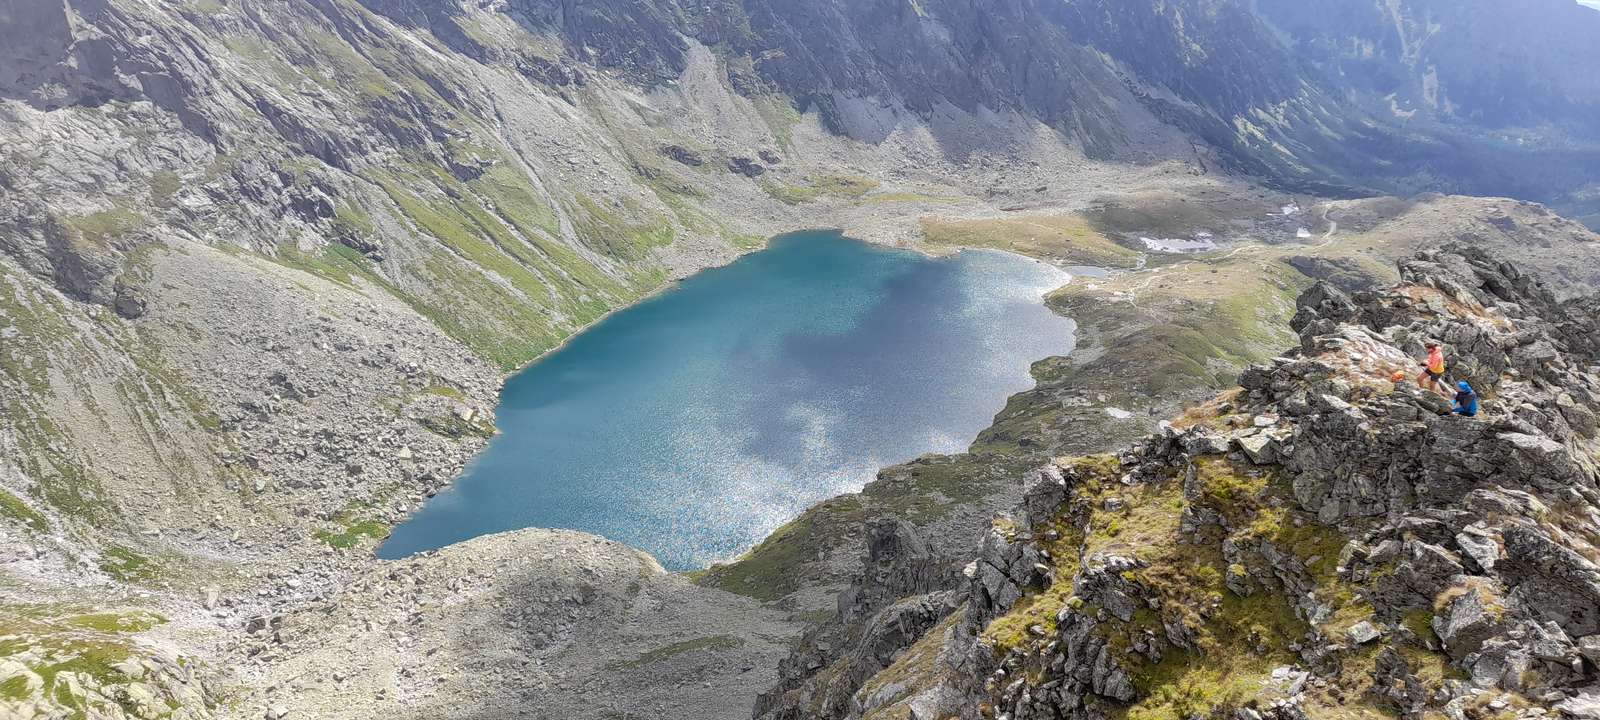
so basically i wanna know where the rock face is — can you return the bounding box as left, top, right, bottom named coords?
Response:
left=1256, top=0, right=1600, bottom=135
left=1250, top=0, right=1600, bottom=222
left=794, top=247, right=1600, bottom=719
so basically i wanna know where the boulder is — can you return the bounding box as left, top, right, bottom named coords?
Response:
left=1455, top=527, right=1500, bottom=572
left=1433, top=585, right=1505, bottom=660
left=659, top=144, right=704, bottom=166
left=1235, top=433, right=1278, bottom=465
left=1346, top=620, right=1382, bottom=645
left=726, top=156, right=765, bottom=177
left=1556, top=691, right=1600, bottom=720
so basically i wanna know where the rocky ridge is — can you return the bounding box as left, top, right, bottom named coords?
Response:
left=875, top=247, right=1600, bottom=720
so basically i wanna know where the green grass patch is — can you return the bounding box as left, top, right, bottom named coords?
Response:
left=693, top=495, right=869, bottom=602
left=471, top=164, right=561, bottom=237
left=63, top=205, right=142, bottom=246
left=149, top=171, right=182, bottom=207
left=858, top=611, right=960, bottom=715
left=863, top=452, right=1034, bottom=524
left=365, top=164, right=654, bottom=369
left=0, top=674, right=29, bottom=700
left=314, top=518, right=391, bottom=550
left=1118, top=591, right=1306, bottom=720
left=0, top=489, right=48, bottom=532
left=761, top=175, right=881, bottom=205
left=921, top=214, right=1142, bottom=269
left=0, top=270, right=137, bottom=522
left=272, top=242, right=369, bottom=287
left=612, top=635, right=744, bottom=670
left=64, top=612, right=166, bottom=634
left=301, top=28, right=399, bottom=100
left=978, top=449, right=1419, bottom=720
left=980, top=457, right=1118, bottom=654
left=419, top=383, right=466, bottom=400
left=861, top=192, right=958, bottom=205
left=332, top=203, right=377, bottom=239
left=1192, top=456, right=1272, bottom=526
left=0, top=603, right=197, bottom=715
left=569, top=195, right=676, bottom=261
left=761, top=182, right=819, bottom=205
left=98, top=545, right=162, bottom=583
left=753, top=95, right=803, bottom=150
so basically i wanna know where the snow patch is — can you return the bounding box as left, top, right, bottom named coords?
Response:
left=1105, top=407, right=1134, bottom=420
left=1140, top=233, right=1217, bottom=253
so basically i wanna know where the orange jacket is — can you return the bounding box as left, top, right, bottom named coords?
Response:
left=1426, top=347, right=1445, bottom=374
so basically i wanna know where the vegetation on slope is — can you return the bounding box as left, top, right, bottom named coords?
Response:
left=921, top=214, right=1142, bottom=269
left=0, top=604, right=208, bottom=719
left=977, top=448, right=1462, bottom=719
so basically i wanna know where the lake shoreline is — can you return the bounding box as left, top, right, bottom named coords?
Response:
left=379, top=231, right=1081, bottom=569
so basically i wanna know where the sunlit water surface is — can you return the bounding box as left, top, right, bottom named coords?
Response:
left=380, top=231, right=1078, bottom=569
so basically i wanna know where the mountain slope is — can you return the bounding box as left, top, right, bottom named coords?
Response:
left=783, top=247, right=1600, bottom=720
left=1253, top=0, right=1600, bottom=223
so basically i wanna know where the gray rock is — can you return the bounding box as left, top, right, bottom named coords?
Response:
left=1346, top=620, right=1382, bottom=645
left=1235, top=433, right=1278, bottom=465
left=1578, top=635, right=1600, bottom=666
left=1456, top=527, right=1501, bottom=572
left=1265, top=665, right=1310, bottom=696
left=726, top=156, right=766, bottom=177
left=1558, top=689, right=1600, bottom=719
left=1434, top=585, right=1504, bottom=660
left=659, top=144, right=704, bottom=166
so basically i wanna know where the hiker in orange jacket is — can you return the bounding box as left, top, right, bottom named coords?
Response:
left=1418, top=342, right=1449, bottom=397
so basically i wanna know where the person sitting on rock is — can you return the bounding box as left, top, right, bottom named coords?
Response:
left=1418, top=342, right=1449, bottom=397
left=1452, top=381, right=1479, bottom=417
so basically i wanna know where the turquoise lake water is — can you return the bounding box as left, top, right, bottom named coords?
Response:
left=378, top=231, right=1078, bottom=569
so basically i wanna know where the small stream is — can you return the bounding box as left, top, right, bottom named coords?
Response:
left=379, top=231, right=1080, bottom=570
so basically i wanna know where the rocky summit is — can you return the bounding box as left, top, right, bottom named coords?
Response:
left=766, top=247, right=1600, bottom=720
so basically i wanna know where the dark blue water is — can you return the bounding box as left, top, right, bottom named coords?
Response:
left=379, top=231, right=1077, bottom=569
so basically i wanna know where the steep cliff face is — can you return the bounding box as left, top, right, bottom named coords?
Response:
left=1252, top=0, right=1600, bottom=220
left=1256, top=0, right=1600, bottom=134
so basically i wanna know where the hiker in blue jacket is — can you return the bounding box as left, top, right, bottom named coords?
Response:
left=1452, top=381, right=1479, bottom=417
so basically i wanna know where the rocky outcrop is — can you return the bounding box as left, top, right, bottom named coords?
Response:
left=0, top=605, right=216, bottom=720
left=848, top=247, right=1600, bottom=720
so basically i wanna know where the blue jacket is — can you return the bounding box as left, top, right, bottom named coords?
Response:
left=1453, top=383, right=1478, bottom=417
